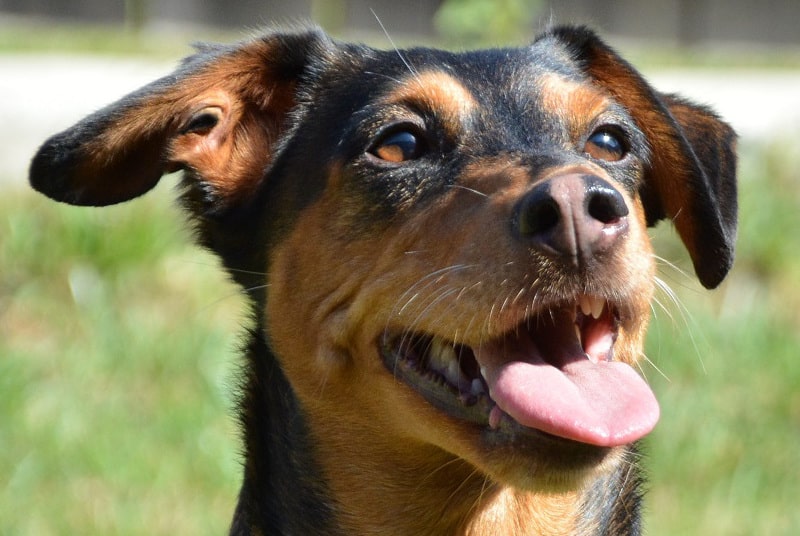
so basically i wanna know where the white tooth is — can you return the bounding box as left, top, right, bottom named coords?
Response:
left=591, top=297, right=605, bottom=319
left=574, top=323, right=582, bottom=345
left=428, top=338, right=448, bottom=371
left=471, top=378, right=484, bottom=395
left=579, top=295, right=592, bottom=317
left=480, top=366, right=488, bottom=380
left=446, top=360, right=463, bottom=386
left=430, top=337, right=464, bottom=386
left=441, top=341, right=458, bottom=365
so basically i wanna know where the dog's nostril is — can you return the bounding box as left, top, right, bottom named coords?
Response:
left=518, top=189, right=561, bottom=236
left=515, top=175, right=630, bottom=261
left=585, top=182, right=629, bottom=224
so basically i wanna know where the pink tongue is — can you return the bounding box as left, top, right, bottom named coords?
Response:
left=476, top=336, right=660, bottom=447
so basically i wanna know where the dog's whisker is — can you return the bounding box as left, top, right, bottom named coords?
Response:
left=178, top=258, right=266, bottom=276
left=653, top=254, right=702, bottom=293
left=649, top=294, right=674, bottom=324
left=391, top=282, right=466, bottom=359
left=407, top=286, right=464, bottom=334
left=653, top=276, right=686, bottom=316
left=652, top=275, right=708, bottom=372
left=370, top=8, right=420, bottom=79
left=440, top=466, right=482, bottom=520
left=189, top=284, right=269, bottom=318
left=416, top=456, right=470, bottom=489
left=510, top=285, right=528, bottom=307
left=638, top=350, right=671, bottom=383
left=242, top=284, right=270, bottom=294
left=484, top=301, right=498, bottom=338
left=362, top=70, right=405, bottom=85
left=448, top=184, right=489, bottom=198
left=396, top=264, right=477, bottom=305
left=474, top=473, right=493, bottom=512
left=389, top=265, right=478, bottom=338
left=652, top=254, right=689, bottom=277
left=498, top=292, right=512, bottom=319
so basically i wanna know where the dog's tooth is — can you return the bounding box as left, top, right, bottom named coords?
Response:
left=430, top=337, right=465, bottom=386
left=428, top=340, right=442, bottom=369
left=440, top=340, right=458, bottom=365
left=471, top=378, right=484, bottom=395
left=574, top=323, right=582, bottom=346
left=591, top=297, right=605, bottom=319
left=428, top=337, right=450, bottom=371
left=579, top=295, right=593, bottom=317
left=446, top=360, right=463, bottom=386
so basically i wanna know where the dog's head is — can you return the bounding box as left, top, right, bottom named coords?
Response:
left=31, top=26, right=736, bottom=491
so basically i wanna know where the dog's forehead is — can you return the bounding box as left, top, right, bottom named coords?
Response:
left=358, top=37, right=585, bottom=92
left=313, top=38, right=608, bottom=137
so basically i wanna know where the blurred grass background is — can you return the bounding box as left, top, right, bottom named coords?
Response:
left=0, top=184, right=245, bottom=534
left=644, top=139, right=800, bottom=535
left=2, top=6, right=800, bottom=535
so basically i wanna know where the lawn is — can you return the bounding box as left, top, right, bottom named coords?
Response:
left=2, top=44, right=798, bottom=533
left=0, top=184, right=244, bottom=534
left=643, top=140, right=800, bottom=535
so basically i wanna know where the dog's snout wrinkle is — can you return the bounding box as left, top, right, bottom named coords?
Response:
left=515, top=174, right=629, bottom=267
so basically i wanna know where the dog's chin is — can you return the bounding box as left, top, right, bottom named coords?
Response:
left=378, top=296, right=653, bottom=490
left=475, top=422, right=623, bottom=492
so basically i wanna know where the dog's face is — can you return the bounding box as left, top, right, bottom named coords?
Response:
left=265, top=43, right=664, bottom=490
left=31, top=26, right=737, bottom=496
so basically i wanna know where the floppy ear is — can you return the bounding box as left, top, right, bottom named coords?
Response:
left=548, top=26, right=738, bottom=289
left=30, top=30, right=326, bottom=209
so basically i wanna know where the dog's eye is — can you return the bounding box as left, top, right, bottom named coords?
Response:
left=371, top=130, right=426, bottom=163
left=584, top=129, right=627, bottom=162
left=180, top=107, right=223, bottom=135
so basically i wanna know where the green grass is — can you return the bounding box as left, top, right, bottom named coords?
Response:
left=0, top=185, right=244, bottom=535
left=643, top=139, right=800, bottom=535
left=2, top=140, right=798, bottom=534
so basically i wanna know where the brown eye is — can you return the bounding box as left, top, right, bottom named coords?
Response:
left=371, top=130, right=425, bottom=163
left=584, top=129, right=627, bottom=162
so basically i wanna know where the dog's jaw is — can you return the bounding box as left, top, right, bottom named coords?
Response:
left=380, top=295, right=659, bottom=449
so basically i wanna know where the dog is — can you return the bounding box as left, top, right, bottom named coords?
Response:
left=30, top=25, right=737, bottom=535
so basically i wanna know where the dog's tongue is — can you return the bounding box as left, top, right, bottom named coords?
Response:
left=475, top=319, right=659, bottom=447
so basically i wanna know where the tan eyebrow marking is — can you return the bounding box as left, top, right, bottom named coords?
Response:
left=383, top=71, right=477, bottom=132
left=538, top=72, right=613, bottom=135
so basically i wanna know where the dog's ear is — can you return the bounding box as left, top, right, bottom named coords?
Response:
left=548, top=26, right=738, bottom=289
left=30, top=30, right=327, bottom=208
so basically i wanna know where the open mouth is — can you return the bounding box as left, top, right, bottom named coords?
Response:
left=381, top=295, right=659, bottom=448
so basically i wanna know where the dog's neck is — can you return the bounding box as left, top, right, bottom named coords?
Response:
left=311, top=439, right=582, bottom=535
left=307, top=434, right=642, bottom=535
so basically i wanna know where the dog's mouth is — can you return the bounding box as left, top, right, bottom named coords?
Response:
left=381, top=295, right=659, bottom=447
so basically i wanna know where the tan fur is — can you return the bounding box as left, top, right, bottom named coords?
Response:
left=78, top=41, right=297, bottom=204
left=383, top=71, right=478, bottom=136
left=538, top=73, right=613, bottom=140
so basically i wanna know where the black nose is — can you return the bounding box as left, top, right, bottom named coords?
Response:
left=515, top=174, right=629, bottom=266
